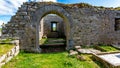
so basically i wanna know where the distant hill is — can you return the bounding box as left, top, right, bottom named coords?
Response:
left=64, top=3, right=120, bottom=10
left=114, top=7, right=120, bottom=10
left=0, top=28, right=1, bottom=32
left=0, top=28, right=1, bottom=36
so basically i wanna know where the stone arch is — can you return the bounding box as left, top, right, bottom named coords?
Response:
left=31, top=5, right=74, bottom=52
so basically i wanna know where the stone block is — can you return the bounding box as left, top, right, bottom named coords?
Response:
left=17, top=12, right=27, bottom=15
left=5, top=56, right=13, bottom=63
left=75, top=46, right=81, bottom=49
left=11, top=48, right=15, bottom=55
left=0, top=62, right=5, bottom=67
left=24, top=16, right=30, bottom=20
left=69, top=50, right=78, bottom=57
left=76, top=55, right=86, bottom=61
left=7, top=52, right=11, bottom=57
left=20, top=5, right=27, bottom=11
left=0, top=54, right=6, bottom=63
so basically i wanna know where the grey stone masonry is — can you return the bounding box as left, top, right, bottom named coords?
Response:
left=2, top=2, right=120, bottom=53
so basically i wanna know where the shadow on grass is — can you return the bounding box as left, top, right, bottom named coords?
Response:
left=90, top=56, right=106, bottom=68
left=40, top=51, right=67, bottom=54
left=20, top=50, right=67, bottom=54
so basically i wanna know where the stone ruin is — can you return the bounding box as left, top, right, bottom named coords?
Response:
left=40, top=14, right=65, bottom=39
left=2, top=2, right=120, bottom=53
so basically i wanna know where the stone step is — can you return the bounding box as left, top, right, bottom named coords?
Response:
left=75, top=46, right=81, bottom=49
left=69, top=50, right=78, bottom=56
left=47, top=39, right=65, bottom=43
left=40, top=45, right=66, bottom=53
left=42, top=42, right=65, bottom=46
left=40, top=38, right=66, bottom=53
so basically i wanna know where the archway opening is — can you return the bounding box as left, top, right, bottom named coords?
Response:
left=39, top=14, right=67, bottom=52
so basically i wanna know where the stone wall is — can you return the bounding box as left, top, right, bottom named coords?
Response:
left=2, top=2, right=120, bottom=52
left=0, top=40, right=19, bottom=67
left=42, top=14, right=65, bottom=38
left=68, top=8, right=120, bottom=46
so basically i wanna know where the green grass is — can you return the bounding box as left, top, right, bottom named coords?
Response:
left=52, top=27, right=57, bottom=31
left=0, top=44, right=14, bottom=56
left=81, top=45, right=96, bottom=49
left=0, top=38, right=14, bottom=43
left=81, top=45, right=119, bottom=52
left=40, top=38, right=48, bottom=44
left=2, top=52, right=102, bottom=68
left=0, top=28, right=2, bottom=32
left=98, top=45, right=119, bottom=52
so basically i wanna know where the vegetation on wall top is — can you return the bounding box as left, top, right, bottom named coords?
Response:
left=114, top=7, right=120, bottom=10
left=65, top=3, right=93, bottom=8
left=26, top=2, right=120, bottom=10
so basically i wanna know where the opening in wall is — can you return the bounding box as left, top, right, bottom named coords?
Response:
left=51, top=22, right=57, bottom=32
left=115, top=18, right=120, bottom=31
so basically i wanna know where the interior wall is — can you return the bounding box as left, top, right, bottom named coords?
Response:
left=39, top=18, right=44, bottom=40
left=42, top=14, right=65, bottom=38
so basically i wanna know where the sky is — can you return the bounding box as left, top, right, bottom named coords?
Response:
left=0, top=0, right=120, bottom=27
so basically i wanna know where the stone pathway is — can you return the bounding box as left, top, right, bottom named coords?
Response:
left=77, top=48, right=101, bottom=54
left=69, top=46, right=120, bottom=67
left=74, top=46, right=101, bottom=54
left=98, top=53, right=120, bottom=66
left=69, top=46, right=101, bottom=56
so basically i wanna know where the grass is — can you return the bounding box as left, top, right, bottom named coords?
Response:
left=2, top=44, right=118, bottom=68
left=0, top=44, right=14, bottom=56
left=0, top=28, right=2, bottom=32
left=0, top=38, right=14, bottom=43
left=81, top=45, right=96, bottom=49
left=81, top=45, right=119, bottom=52
left=98, top=45, right=119, bottom=52
left=40, top=38, right=48, bottom=44
left=2, top=52, right=103, bottom=68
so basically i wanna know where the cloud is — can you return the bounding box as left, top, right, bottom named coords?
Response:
left=0, top=20, right=6, bottom=27
left=34, top=0, right=56, bottom=2
left=42, top=0, right=57, bottom=2
left=0, top=0, right=27, bottom=16
left=0, top=0, right=57, bottom=25
left=0, top=0, right=57, bottom=16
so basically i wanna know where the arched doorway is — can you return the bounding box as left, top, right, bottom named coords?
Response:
left=31, top=5, right=74, bottom=52
left=39, top=14, right=65, bottom=39
left=39, top=14, right=66, bottom=52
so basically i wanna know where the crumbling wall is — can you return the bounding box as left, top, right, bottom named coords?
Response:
left=2, top=2, right=120, bottom=52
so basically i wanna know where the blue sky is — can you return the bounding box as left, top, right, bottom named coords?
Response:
left=58, top=0, right=120, bottom=7
left=0, top=0, right=120, bottom=27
